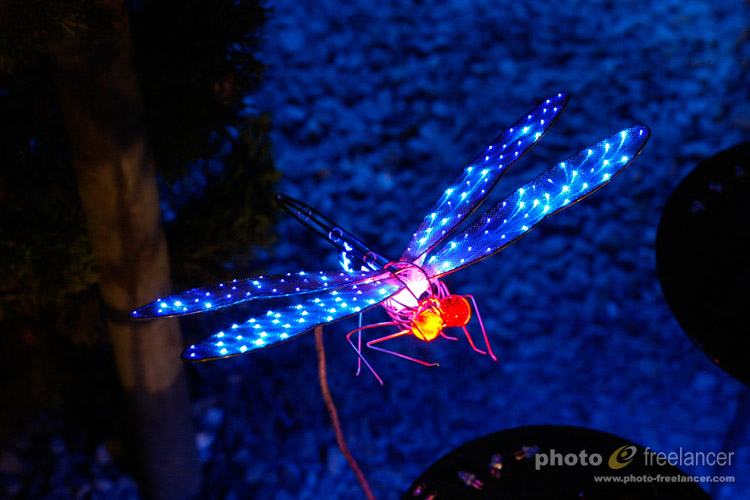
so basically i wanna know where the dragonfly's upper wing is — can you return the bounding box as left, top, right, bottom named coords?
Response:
left=181, top=273, right=406, bottom=361
left=401, top=92, right=570, bottom=264
left=130, top=269, right=385, bottom=318
left=423, top=126, right=650, bottom=278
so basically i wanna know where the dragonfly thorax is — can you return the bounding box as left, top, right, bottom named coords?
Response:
left=382, top=261, right=434, bottom=311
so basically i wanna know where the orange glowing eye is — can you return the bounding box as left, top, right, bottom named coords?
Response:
left=411, top=301, right=444, bottom=341
left=440, top=295, right=471, bottom=327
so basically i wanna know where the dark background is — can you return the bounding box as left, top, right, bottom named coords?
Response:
left=241, top=1, right=749, bottom=498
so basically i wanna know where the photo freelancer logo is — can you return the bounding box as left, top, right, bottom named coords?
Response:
left=608, top=445, right=637, bottom=470
left=533, top=445, right=735, bottom=484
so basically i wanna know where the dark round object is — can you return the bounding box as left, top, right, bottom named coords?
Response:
left=401, top=425, right=711, bottom=499
left=656, top=142, right=750, bottom=385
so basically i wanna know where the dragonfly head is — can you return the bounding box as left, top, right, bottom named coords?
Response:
left=439, top=295, right=472, bottom=327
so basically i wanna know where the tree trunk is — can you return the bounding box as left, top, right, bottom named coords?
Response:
left=48, top=2, right=201, bottom=499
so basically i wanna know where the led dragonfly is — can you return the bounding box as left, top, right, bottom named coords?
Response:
left=132, top=92, right=650, bottom=384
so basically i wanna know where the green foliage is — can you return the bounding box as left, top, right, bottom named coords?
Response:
left=166, top=114, right=279, bottom=288
left=128, top=0, right=279, bottom=285
left=0, top=63, right=98, bottom=335
left=0, top=0, right=278, bottom=429
left=131, top=0, right=269, bottom=178
left=0, top=67, right=109, bottom=434
left=0, top=0, right=115, bottom=75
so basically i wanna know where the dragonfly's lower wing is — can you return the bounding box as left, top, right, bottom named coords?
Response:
left=401, top=92, right=570, bottom=264
left=131, top=269, right=386, bottom=318
left=424, top=126, right=651, bottom=278
left=182, top=274, right=406, bottom=361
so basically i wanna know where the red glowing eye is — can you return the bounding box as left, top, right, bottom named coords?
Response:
left=440, top=295, right=471, bottom=327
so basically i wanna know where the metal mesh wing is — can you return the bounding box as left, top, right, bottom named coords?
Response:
left=130, top=269, right=385, bottom=318
left=423, top=126, right=651, bottom=278
left=401, top=92, right=570, bottom=264
left=181, top=273, right=406, bottom=361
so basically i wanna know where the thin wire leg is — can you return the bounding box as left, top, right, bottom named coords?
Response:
left=461, top=325, right=487, bottom=355
left=346, top=321, right=398, bottom=385
left=465, top=294, right=498, bottom=361
left=355, top=313, right=363, bottom=376
left=366, top=331, right=440, bottom=367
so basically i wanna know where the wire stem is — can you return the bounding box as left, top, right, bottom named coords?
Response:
left=314, top=326, right=377, bottom=500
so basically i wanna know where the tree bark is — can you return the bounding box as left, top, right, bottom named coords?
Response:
left=48, top=2, right=201, bottom=499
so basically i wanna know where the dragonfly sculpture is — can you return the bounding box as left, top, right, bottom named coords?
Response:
left=132, top=92, right=650, bottom=384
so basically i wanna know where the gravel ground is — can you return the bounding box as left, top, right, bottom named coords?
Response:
left=2, top=1, right=749, bottom=499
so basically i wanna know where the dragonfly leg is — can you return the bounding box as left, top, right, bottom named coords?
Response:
left=355, top=313, right=363, bottom=376
left=366, top=331, right=440, bottom=367
left=460, top=325, right=487, bottom=355
left=440, top=331, right=458, bottom=341
left=346, top=321, right=398, bottom=386
left=465, top=295, right=498, bottom=361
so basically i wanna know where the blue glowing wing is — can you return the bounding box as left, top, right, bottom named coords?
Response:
left=423, top=125, right=650, bottom=278
left=130, top=269, right=385, bottom=318
left=181, top=274, right=406, bottom=361
left=401, top=92, right=570, bottom=264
